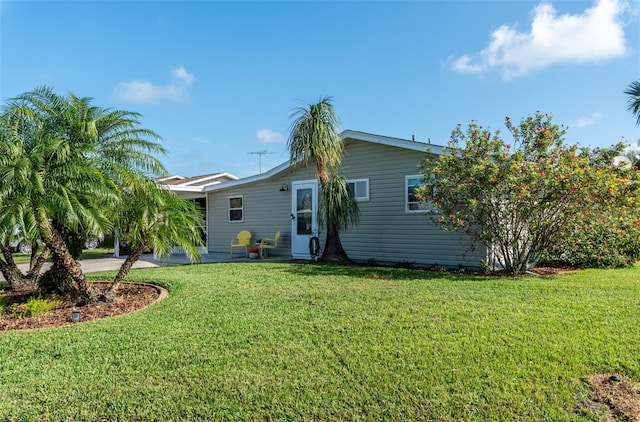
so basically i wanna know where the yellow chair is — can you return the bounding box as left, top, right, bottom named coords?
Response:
left=230, top=230, right=252, bottom=258
left=259, top=231, right=280, bottom=260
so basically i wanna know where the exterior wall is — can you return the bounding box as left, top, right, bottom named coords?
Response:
left=337, top=140, right=486, bottom=269
left=207, top=166, right=316, bottom=257
left=206, top=138, right=486, bottom=269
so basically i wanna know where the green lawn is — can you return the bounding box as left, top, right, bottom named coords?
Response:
left=11, top=247, right=114, bottom=265
left=0, top=263, right=638, bottom=420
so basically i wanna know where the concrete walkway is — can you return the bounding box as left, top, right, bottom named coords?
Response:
left=4, top=253, right=259, bottom=281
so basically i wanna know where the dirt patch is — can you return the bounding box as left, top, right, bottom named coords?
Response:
left=528, top=265, right=579, bottom=276
left=0, top=282, right=167, bottom=331
left=579, top=374, right=640, bottom=421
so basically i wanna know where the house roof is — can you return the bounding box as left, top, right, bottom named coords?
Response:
left=165, top=130, right=443, bottom=194
left=341, top=130, right=442, bottom=154
left=158, top=172, right=239, bottom=187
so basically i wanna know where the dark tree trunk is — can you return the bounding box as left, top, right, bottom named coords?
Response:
left=319, top=225, right=351, bottom=265
left=24, top=247, right=50, bottom=282
left=43, top=222, right=95, bottom=301
left=0, top=245, right=24, bottom=288
left=104, top=240, right=148, bottom=302
left=0, top=245, right=50, bottom=291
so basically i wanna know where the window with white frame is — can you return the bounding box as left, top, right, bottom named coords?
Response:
left=405, top=175, right=430, bottom=213
left=228, top=195, right=244, bottom=222
left=347, top=179, right=369, bottom=201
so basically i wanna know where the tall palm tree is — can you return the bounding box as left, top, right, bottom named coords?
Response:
left=318, top=175, right=360, bottom=263
left=288, top=97, right=343, bottom=187
left=625, top=80, right=640, bottom=126
left=105, top=178, right=204, bottom=301
left=287, top=97, right=359, bottom=264
left=1, top=86, right=168, bottom=300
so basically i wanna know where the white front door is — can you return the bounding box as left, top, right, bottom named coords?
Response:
left=291, top=180, right=318, bottom=259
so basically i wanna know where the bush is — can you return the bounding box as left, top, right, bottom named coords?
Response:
left=7, top=296, right=62, bottom=319
left=542, top=210, right=640, bottom=268
left=394, top=260, right=415, bottom=269
left=25, top=297, right=62, bottom=317
left=0, top=297, right=7, bottom=314
left=418, top=112, right=640, bottom=273
left=38, top=264, right=74, bottom=295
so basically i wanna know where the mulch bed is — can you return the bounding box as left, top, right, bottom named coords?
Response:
left=0, top=282, right=166, bottom=331
left=528, top=265, right=578, bottom=275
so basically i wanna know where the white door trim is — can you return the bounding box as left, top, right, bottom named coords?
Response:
left=291, top=180, right=318, bottom=259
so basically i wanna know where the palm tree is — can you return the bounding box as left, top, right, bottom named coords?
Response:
left=287, top=97, right=359, bottom=264
left=625, top=80, right=640, bottom=126
left=318, top=175, right=360, bottom=263
left=105, top=178, right=204, bottom=301
left=0, top=208, right=51, bottom=291
left=1, top=86, right=167, bottom=300
left=288, top=97, right=343, bottom=187
left=0, top=105, right=53, bottom=290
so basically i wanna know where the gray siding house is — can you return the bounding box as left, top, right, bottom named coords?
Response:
left=167, top=130, right=487, bottom=269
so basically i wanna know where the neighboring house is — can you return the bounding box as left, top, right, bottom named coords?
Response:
left=158, top=172, right=239, bottom=193
left=165, top=131, right=487, bottom=269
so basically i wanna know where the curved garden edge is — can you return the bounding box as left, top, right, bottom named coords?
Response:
left=0, top=281, right=169, bottom=332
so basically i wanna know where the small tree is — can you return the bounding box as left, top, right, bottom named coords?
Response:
left=106, top=178, right=204, bottom=301
left=288, top=97, right=359, bottom=264
left=1, top=87, right=166, bottom=301
left=418, top=112, right=639, bottom=273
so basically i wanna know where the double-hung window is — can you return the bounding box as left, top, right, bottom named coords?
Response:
left=405, top=175, right=430, bottom=213
left=228, top=195, right=244, bottom=222
left=347, top=179, right=369, bottom=202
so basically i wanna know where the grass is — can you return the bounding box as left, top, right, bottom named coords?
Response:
left=79, top=247, right=114, bottom=260
left=0, top=262, right=639, bottom=420
left=10, top=247, right=114, bottom=265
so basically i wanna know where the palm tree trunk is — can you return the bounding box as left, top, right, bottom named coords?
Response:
left=24, top=247, right=50, bottom=281
left=1, top=245, right=52, bottom=291
left=43, top=222, right=95, bottom=301
left=320, top=225, right=350, bottom=264
left=104, top=241, right=148, bottom=302
left=0, top=246, right=24, bottom=288
left=317, top=166, right=330, bottom=189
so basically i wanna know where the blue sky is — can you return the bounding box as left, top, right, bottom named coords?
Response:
left=1, top=0, right=638, bottom=178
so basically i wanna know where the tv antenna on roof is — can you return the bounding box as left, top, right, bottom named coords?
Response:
left=247, top=150, right=274, bottom=173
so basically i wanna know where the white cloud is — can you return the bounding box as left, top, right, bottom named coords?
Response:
left=574, top=112, right=602, bottom=128
left=256, top=128, right=285, bottom=144
left=172, top=66, right=195, bottom=85
left=451, top=0, right=629, bottom=78
left=191, top=136, right=211, bottom=145
left=113, top=65, right=195, bottom=104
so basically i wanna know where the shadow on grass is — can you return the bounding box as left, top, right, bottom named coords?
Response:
left=279, top=260, right=492, bottom=282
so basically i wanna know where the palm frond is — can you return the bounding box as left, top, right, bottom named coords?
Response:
left=625, top=80, right=640, bottom=126
left=287, top=96, right=342, bottom=183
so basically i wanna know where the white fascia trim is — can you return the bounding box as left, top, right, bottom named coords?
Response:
left=216, top=172, right=240, bottom=180
left=202, top=161, right=293, bottom=193
left=164, top=185, right=206, bottom=193
left=180, top=172, right=240, bottom=186
left=157, top=175, right=186, bottom=182
left=340, top=130, right=444, bottom=155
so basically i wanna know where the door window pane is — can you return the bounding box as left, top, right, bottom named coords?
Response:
left=296, top=188, right=312, bottom=235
